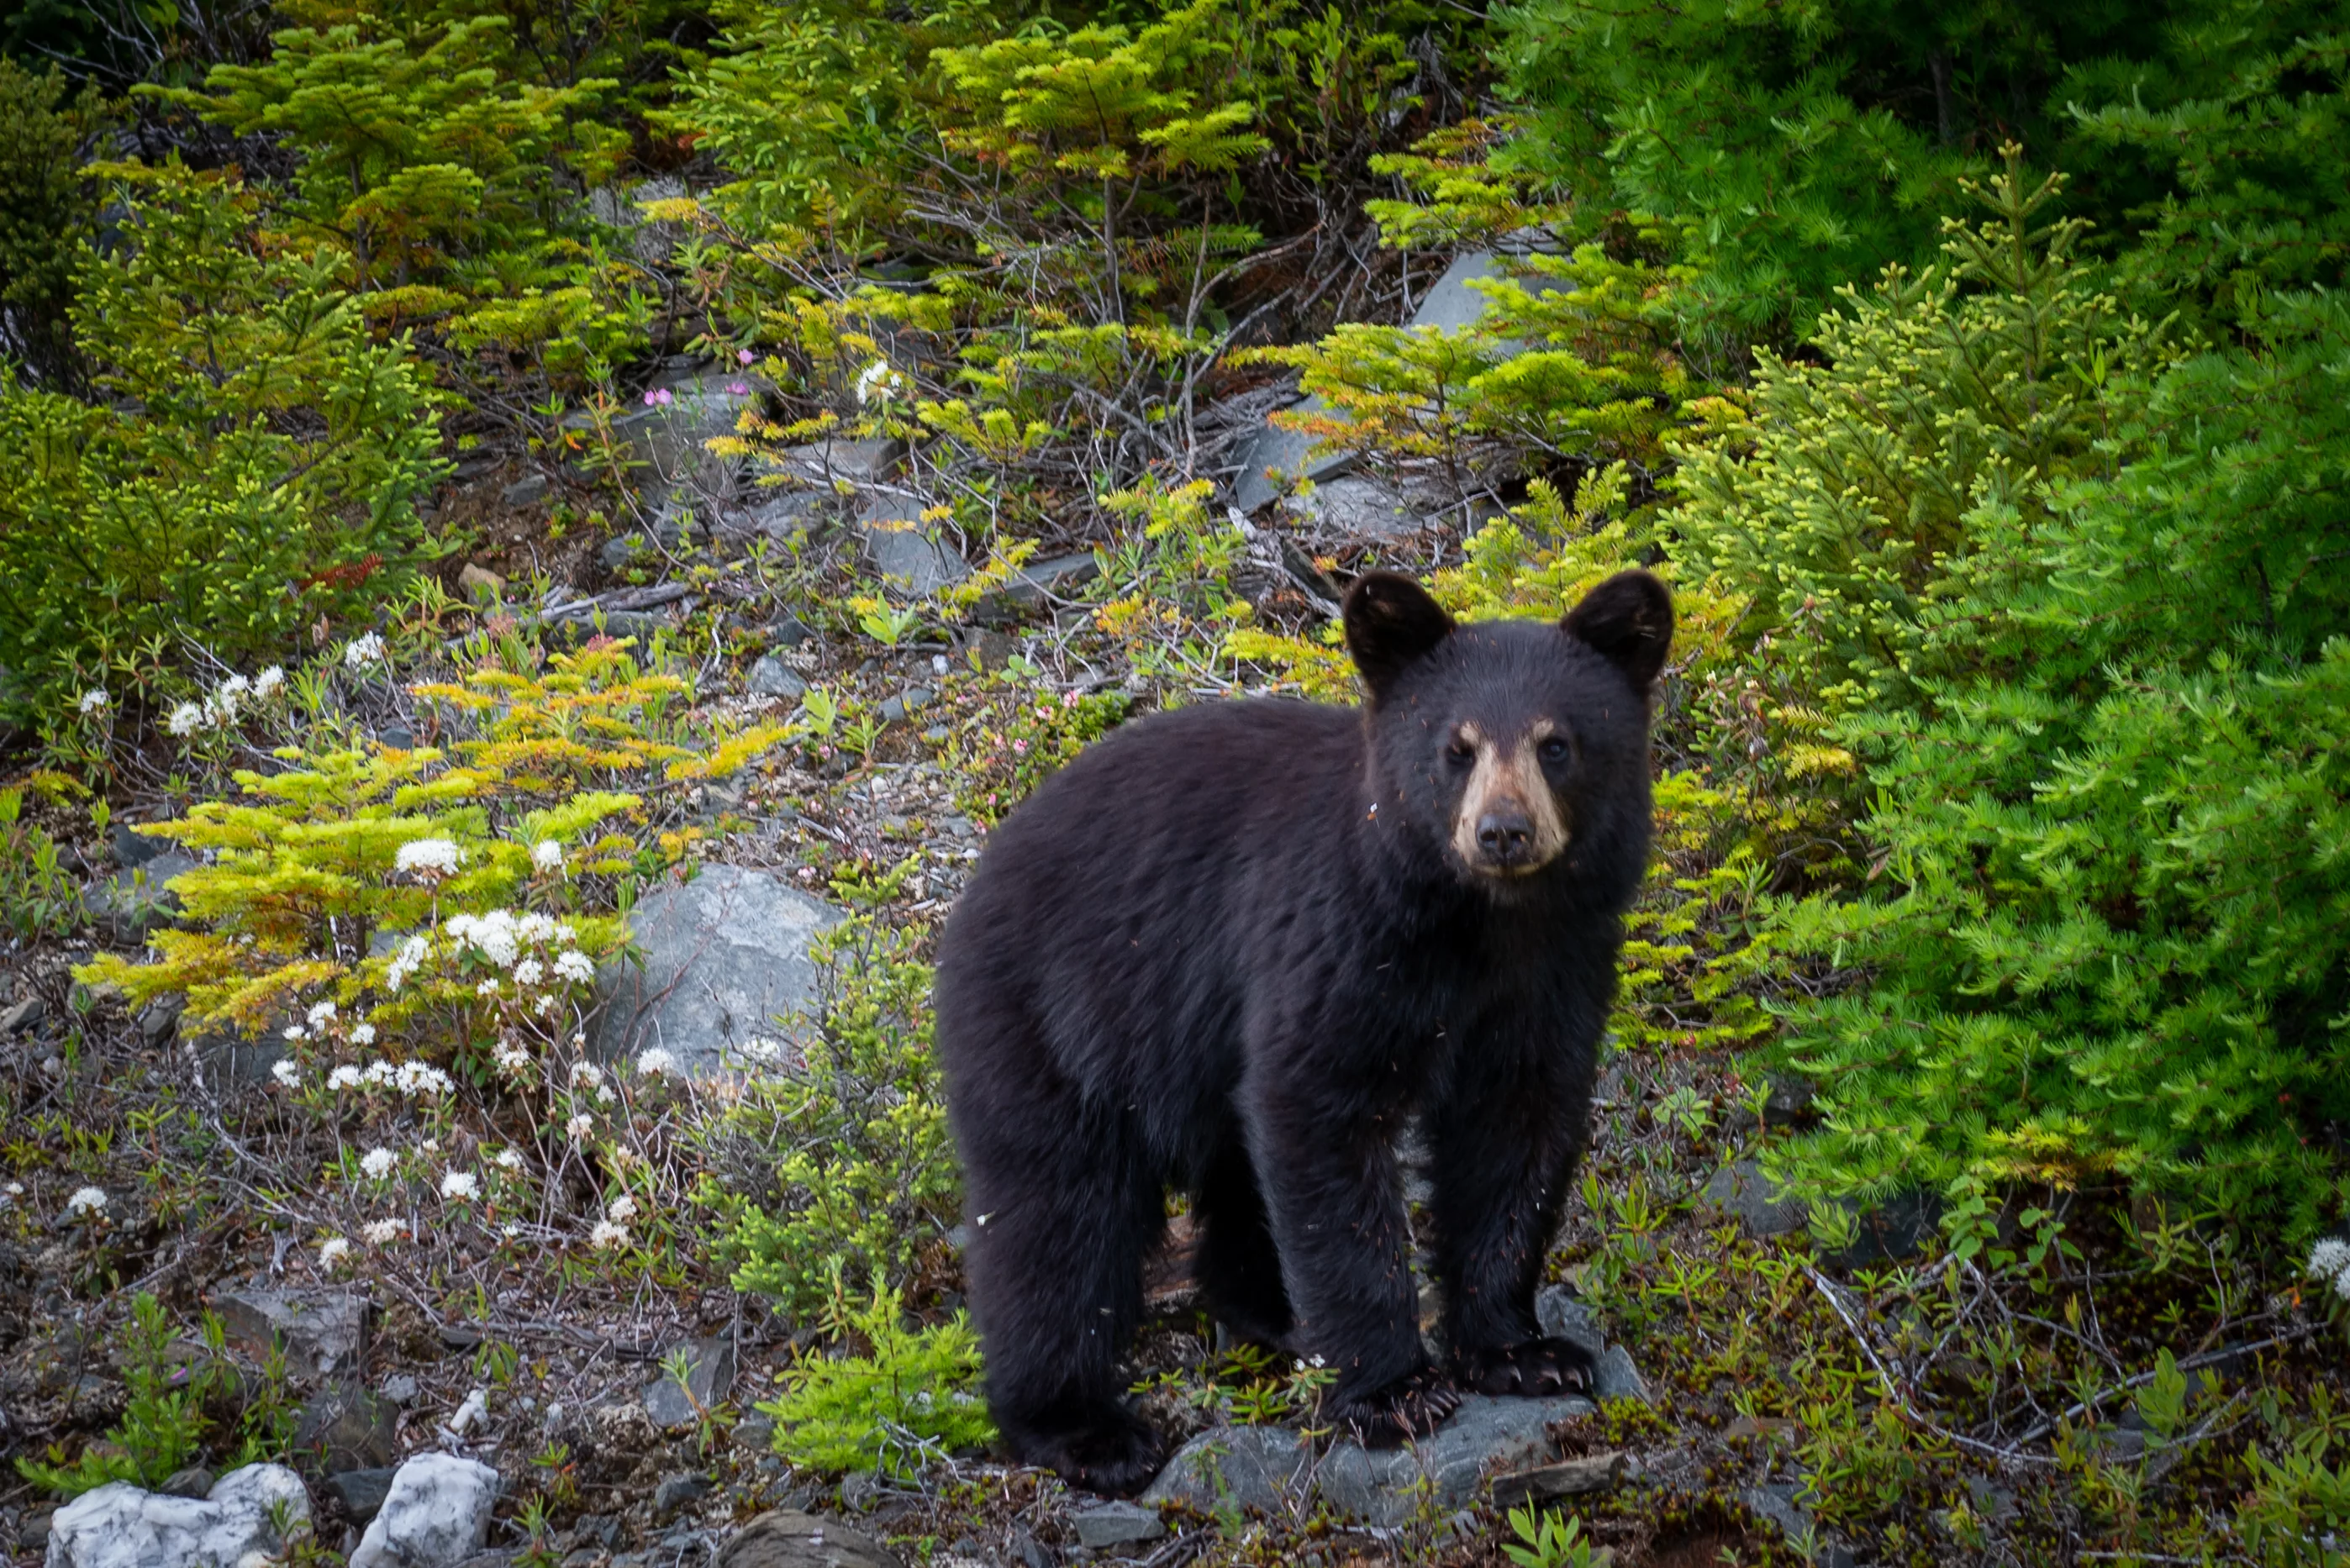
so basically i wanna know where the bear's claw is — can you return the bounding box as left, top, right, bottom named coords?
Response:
left=1323, top=1364, right=1462, bottom=1447
left=1029, top=1418, right=1167, bottom=1497
left=1452, top=1335, right=1595, bottom=1397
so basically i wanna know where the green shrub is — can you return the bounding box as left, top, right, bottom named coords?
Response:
left=1763, top=287, right=2350, bottom=1237
left=0, top=57, right=102, bottom=389
left=756, top=1276, right=993, bottom=1478
left=703, top=915, right=960, bottom=1318
left=0, top=160, right=441, bottom=718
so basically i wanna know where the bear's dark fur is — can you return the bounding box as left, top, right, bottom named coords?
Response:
left=935, top=569, right=1672, bottom=1495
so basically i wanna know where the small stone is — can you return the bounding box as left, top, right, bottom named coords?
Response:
left=765, top=612, right=814, bottom=647
left=1830, top=1188, right=1942, bottom=1268
left=1590, top=1344, right=1650, bottom=1404
left=1740, top=1482, right=1813, bottom=1543
left=877, top=697, right=905, bottom=724
left=44, top=1463, right=310, bottom=1568
left=159, top=1465, right=215, bottom=1497
left=1721, top=1414, right=1797, bottom=1444
left=0, top=996, right=42, bottom=1034
left=899, top=685, right=933, bottom=713
left=714, top=1507, right=906, bottom=1568
left=1072, top=1501, right=1163, bottom=1549
left=923, top=725, right=951, bottom=745
left=599, top=532, right=651, bottom=572
left=1700, top=1159, right=1807, bottom=1238
left=747, top=657, right=808, bottom=702
left=212, top=1287, right=371, bottom=1381
left=348, top=1453, right=502, bottom=1568
left=109, top=822, right=173, bottom=869
left=381, top=1373, right=420, bottom=1405
left=82, top=850, right=200, bottom=942
left=502, top=473, right=550, bottom=507
left=644, top=1335, right=737, bottom=1430
left=294, top=1380, right=398, bottom=1471
left=136, top=995, right=182, bottom=1044
left=458, top=563, right=507, bottom=601
left=327, top=1466, right=399, bottom=1523
left=655, top=1471, right=714, bottom=1516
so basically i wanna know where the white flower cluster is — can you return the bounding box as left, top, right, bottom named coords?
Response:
left=854, top=358, right=904, bottom=405
left=2309, top=1238, right=2350, bottom=1302
left=361, top=1147, right=398, bottom=1179
left=440, top=1170, right=481, bottom=1202
left=161, top=666, right=287, bottom=739
left=531, top=839, right=565, bottom=874
left=385, top=934, right=431, bottom=992
left=77, top=688, right=108, bottom=716
left=319, top=1237, right=352, bottom=1271
left=415, top=910, right=594, bottom=1023
left=322, top=1059, right=455, bottom=1097
left=66, top=1186, right=108, bottom=1218
left=344, top=632, right=386, bottom=670
left=395, top=839, right=464, bottom=880
left=635, top=1047, right=678, bottom=1079
left=361, top=1218, right=406, bottom=1246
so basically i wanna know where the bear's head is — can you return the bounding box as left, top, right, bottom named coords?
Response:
left=1343, top=569, right=1672, bottom=890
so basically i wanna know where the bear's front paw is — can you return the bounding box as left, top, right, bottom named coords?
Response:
left=1028, top=1415, right=1167, bottom=1497
left=1321, top=1365, right=1461, bottom=1448
left=1452, top=1336, right=1595, bottom=1397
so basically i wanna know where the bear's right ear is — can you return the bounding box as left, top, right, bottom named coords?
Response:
left=1344, top=571, right=1454, bottom=699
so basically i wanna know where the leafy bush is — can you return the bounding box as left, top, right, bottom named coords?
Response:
left=703, top=915, right=960, bottom=1318
left=0, top=57, right=102, bottom=388
left=1764, top=289, right=2350, bottom=1236
left=0, top=161, right=441, bottom=719
left=756, top=1276, right=993, bottom=1478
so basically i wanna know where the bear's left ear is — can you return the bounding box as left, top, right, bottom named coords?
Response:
left=1344, top=571, right=1454, bottom=700
left=1562, top=570, right=1673, bottom=688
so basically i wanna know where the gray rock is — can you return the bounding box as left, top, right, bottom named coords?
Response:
left=348, top=1453, right=501, bottom=1568
left=764, top=613, right=813, bottom=648
left=973, top=551, right=1100, bottom=623
left=877, top=697, right=905, bottom=725
left=857, top=494, right=969, bottom=597
left=1533, top=1286, right=1651, bottom=1404
left=1740, top=1483, right=1815, bottom=1544
left=83, top=850, right=199, bottom=942
left=1071, top=1501, right=1163, bottom=1549
left=212, top=1287, right=371, bottom=1381
left=1278, top=476, right=1426, bottom=540
left=327, top=1466, right=398, bottom=1524
left=599, top=531, right=654, bottom=572
left=1147, top=1396, right=1590, bottom=1529
left=570, top=367, right=758, bottom=513
left=1230, top=392, right=1353, bottom=514
left=1831, top=1188, right=1942, bottom=1268
left=44, top=1463, right=310, bottom=1568
left=644, top=1335, right=737, bottom=1430
left=186, top=1018, right=291, bottom=1087
left=714, top=1508, right=905, bottom=1568
left=157, top=1467, right=214, bottom=1499
left=381, top=1374, right=420, bottom=1405
left=1702, top=1160, right=1808, bottom=1238
left=502, top=473, right=550, bottom=507
left=109, top=822, right=174, bottom=870
left=1141, top=1424, right=1310, bottom=1517
left=899, top=685, right=932, bottom=713
left=591, top=863, right=843, bottom=1077
left=2, top=995, right=45, bottom=1034
left=767, top=439, right=904, bottom=488
left=655, top=1471, right=714, bottom=1516
left=1312, top=1394, right=1591, bottom=1527
left=136, top=996, right=181, bottom=1045
left=1409, top=249, right=1517, bottom=332
left=725, top=489, right=827, bottom=544
left=747, top=657, right=808, bottom=702
left=294, top=1381, right=398, bottom=1471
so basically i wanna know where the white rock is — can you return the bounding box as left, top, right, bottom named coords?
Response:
left=346, top=1454, right=501, bottom=1568
left=45, top=1463, right=309, bottom=1568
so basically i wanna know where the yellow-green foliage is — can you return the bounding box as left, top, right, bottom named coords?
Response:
left=78, top=639, right=789, bottom=1068
left=756, top=1276, right=992, bottom=1477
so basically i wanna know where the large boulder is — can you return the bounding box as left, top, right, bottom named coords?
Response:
left=346, top=1453, right=500, bottom=1568
left=44, top=1463, right=310, bottom=1568
left=591, top=864, right=843, bottom=1077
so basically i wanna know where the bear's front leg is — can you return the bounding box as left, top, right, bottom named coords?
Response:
left=1247, top=1079, right=1459, bottom=1445
left=1426, top=1037, right=1595, bottom=1397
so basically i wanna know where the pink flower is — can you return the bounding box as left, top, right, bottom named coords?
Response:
left=726, top=381, right=750, bottom=396
left=737, top=349, right=755, bottom=365
left=643, top=387, right=674, bottom=408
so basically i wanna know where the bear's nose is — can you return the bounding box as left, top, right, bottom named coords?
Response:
left=1476, top=808, right=1533, bottom=864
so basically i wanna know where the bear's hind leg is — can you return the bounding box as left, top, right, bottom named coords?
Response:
left=1190, top=1132, right=1294, bottom=1352
left=963, top=1101, right=1165, bottom=1496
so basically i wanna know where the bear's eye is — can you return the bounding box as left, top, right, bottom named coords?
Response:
left=1537, top=735, right=1572, bottom=764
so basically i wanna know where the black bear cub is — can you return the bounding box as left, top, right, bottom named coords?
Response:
left=935, top=568, right=1672, bottom=1495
